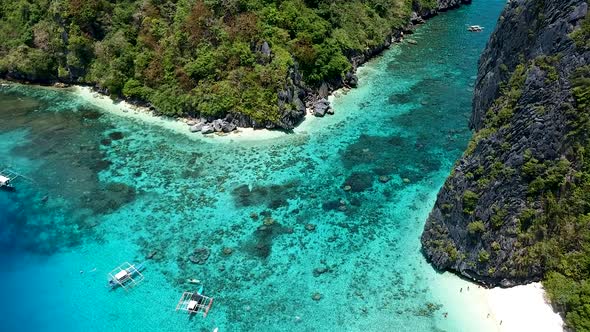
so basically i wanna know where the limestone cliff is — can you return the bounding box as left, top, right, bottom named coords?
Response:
left=422, top=0, right=590, bottom=287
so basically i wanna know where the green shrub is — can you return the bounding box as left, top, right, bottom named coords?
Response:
left=491, top=241, right=501, bottom=251
left=490, top=207, right=507, bottom=229
left=463, top=190, right=479, bottom=214
left=570, top=11, right=590, bottom=49
left=478, top=250, right=490, bottom=263
left=467, top=220, right=486, bottom=235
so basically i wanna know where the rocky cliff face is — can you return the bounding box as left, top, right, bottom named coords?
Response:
left=422, top=0, right=589, bottom=287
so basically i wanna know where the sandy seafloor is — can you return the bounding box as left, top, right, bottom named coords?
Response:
left=0, top=1, right=563, bottom=331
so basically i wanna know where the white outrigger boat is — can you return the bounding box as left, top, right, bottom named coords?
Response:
left=468, top=25, right=484, bottom=32
left=175, top=285, right=214, bottom=318
left=0, top=169, right=22, bottom=191
left=0, top=175, right=12, bottom=189
left=107, top=262, right=146, bottom=290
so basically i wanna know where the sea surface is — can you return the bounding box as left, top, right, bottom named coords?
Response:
left=0, top=1, right=506, bottom=331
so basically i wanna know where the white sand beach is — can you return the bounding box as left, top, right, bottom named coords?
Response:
left=434, top=272, right=564, bottom=332
left=74, top=86, right=287, bottom=143
left=485, top=282, right=564, bottom=332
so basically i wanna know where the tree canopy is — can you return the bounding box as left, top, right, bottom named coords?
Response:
left=0, top=0, right=436, bottom=125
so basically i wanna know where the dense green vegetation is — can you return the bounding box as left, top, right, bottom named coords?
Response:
left=539, top=66, right=590, bottom=332
left=0, top=0, right=437, bottom=126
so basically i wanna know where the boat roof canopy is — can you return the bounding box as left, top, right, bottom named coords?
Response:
left=108, top=262, right=144, bottom=290
left=0, top=175, right=9, bottom=183
left=115, top=270, right=129, bottom=280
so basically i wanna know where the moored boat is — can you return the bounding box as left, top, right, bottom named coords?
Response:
left=107, top=262, right=146, bottom=290
left=468, top=25, right=484, bottom=32
left=175, top=285, right=214, bottom=318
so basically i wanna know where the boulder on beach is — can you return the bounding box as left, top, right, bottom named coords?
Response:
left=212, top=119, right=224, bottom=132
left=210, top=119, right=237, bottom=133
left=313, top=98, right=332, bottom=117
left=189, top=123, right=204, bottom=132
left=201, top=125, right=214, bottom=134
left=222, top=121, right=237, bottom=133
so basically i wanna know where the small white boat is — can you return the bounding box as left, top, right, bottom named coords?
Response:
left=0, top=175, right=11, bottom=188
left=0, top=169, right=19, bottom=191
left=468, top=25, right=484, bottom=32
left=107, top=262, right=146, bottom=290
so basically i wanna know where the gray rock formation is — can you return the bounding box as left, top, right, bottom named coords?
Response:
left=189, top=123, right=204, bottom=133
left=421, top=0, right=589, bottom=286
left=201, top=125, right=214, bottom=134
left=313, top=98, right=331, bottom=117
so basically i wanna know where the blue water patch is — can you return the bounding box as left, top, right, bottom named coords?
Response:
left=0, top=1, right=506, bottom=331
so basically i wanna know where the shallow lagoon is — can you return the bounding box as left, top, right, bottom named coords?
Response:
left=0, top=1, right=506, bottom=331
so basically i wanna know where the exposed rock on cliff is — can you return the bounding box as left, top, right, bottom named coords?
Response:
left=422, top=0, right=589, bottom=288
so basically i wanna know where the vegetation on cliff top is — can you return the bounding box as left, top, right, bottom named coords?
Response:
left=0, top=0, right=438, bottom=126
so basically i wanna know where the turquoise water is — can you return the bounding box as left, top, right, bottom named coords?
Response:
left=0, top=2, right=505, bottom=331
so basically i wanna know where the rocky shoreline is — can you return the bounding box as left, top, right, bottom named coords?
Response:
left=1, top=0, right=472, bottom=136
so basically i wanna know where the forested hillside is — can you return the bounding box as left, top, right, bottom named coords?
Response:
left=0, top=0, right=457, bottom=128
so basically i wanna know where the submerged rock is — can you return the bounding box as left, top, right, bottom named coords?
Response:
left=378, top=175, right=391, bottom=183
left=313, top=267, right=328, bottom=277
left=222, top=247, right=233, bottom=256
left=312, top=292, right=322, bottom=301
left=108, top=131, right=124, bottom=140
left=189, top=247, right=211, bottom=264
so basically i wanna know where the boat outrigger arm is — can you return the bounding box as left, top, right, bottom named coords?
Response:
left=107, top=262, right=146, bottom=290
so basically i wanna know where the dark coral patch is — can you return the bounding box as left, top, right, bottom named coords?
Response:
left=343, top=172, right=374, bottom=192
left=241, top=221, right=291, bottom=259
left=80, top=107, right=103, bottom=120
left=80, top=182, right=136, bottom=214
left=232, top=181, right=299, bottom=209
left=108, top=131, right=124, bottom=140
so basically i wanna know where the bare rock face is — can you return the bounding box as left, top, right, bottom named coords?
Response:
left=421, top=0, right=589, bottom=286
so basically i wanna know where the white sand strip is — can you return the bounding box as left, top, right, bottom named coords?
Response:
left=485, top=282, right=564, bottom=332
left=430, top=272, right=564, bottom=332
left=73, top=86, right=287, bottom=143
